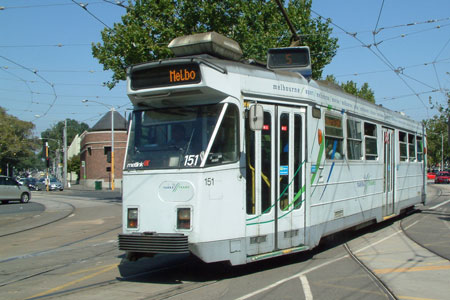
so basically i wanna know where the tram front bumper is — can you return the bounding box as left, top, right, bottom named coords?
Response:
left=118, top=232, right=189, bottom=254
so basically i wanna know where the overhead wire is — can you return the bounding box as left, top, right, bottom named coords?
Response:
left=0, top=55, right=58, bottom=121
left=310, top=8, right=431, bottom=117
left=70, top=0, right=112, bottom=29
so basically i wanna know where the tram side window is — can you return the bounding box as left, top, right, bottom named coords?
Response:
left=325, top=114, right=343, bottom=160
left=399, top=131, right=407, bottom=161
left=417, top=136, right=423, bottom=162
left=408, top=133, right=416, bottom=161
left=347, top=119, right=362, bottom=160
left=364, top=122, right=378, bottom=160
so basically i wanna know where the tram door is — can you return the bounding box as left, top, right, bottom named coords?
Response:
left=245, top=104, right=306, bottom=256
left=382, top=128, right=395, bottom=217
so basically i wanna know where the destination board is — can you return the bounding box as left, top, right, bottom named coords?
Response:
left=131, top=63, right=201, bottom=90
left=267, top=47, right=310, bottom=68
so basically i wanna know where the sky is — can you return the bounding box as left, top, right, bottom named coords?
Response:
left=0, top=0, right=449, bottom=137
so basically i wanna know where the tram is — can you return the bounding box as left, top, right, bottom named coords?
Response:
left=118, top=32, right=426, bottom=265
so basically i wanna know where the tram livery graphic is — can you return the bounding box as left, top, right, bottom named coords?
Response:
left=118, top=32, right=426, bottom=265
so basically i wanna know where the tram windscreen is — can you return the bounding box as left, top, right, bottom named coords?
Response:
left=125, top=103, right=239, bottom=170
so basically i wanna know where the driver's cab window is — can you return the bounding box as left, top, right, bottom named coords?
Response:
left=206, top=104, right=240, bottom=165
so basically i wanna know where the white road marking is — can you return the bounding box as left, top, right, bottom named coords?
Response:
left=299, top=275, right=313, bottom=300
left=429, top=199, right=450, bottom=210
left=353, top=220, right=418, bottom=255
left=235, top=255, right=348, bottom=300
left=236, top=220, right=418, bottom=300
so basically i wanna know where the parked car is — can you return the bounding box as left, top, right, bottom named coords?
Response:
left=19, top=177, right=39, bottom=191
left=427, top=172, right=436, bottom=180
left=0, top=175, right=31, bottom=204
left=434, top=171, right=450, bottom=184
left=36, top=177, right=64, bottom=191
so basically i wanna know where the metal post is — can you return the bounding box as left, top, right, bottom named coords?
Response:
left=63, top=119, right=67, bottom=188
left=111, top=108, right=115, bottom=191
left=442, top=133, right=444, bottom=171
left=46, top=142, right=49, bottom=192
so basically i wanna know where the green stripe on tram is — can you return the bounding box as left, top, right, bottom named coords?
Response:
left=246, top=141, right=325, bottom=226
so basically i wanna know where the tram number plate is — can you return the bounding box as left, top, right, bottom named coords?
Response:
left=205, top=178, right=215, bottom=186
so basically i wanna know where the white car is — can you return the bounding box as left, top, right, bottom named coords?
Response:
left=0, top=175, right=31, bottom=204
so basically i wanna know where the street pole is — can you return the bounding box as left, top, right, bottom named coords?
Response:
left=63, top=119, right=67, bottom=188
left=442, top=133, right=444, bottom=171
left=46, top=141, right=49, bottom=192
left=111, top=108, right=115, bottom=191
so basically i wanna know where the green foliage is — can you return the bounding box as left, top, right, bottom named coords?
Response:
left=325, top=75, right=375, bottom=103
left=67, top=154, right=81, bottom=178
left=424, top=96, right=450, bottom=168
left=92, top=0, right=338, bottom=88
left=0, top=107, right=37, bottom=174
left=40, top=119, right=89, bottom=159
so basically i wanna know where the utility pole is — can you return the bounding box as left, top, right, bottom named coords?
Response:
left=111, top=107, right=115, bottom=191
left=63, top=119, right=67, bottom=188
left=442, top=133, right=444, bottom=171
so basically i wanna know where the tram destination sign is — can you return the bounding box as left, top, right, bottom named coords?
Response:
left=267, top=47, right=310, bottom=68
left=131, top=63, right=201, bottom=90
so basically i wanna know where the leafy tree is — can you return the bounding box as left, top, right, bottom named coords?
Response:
left=40, top=119, right=89, bottom=160
left=0, top=107, right=37, bottom=175
left=325, top=75, right=375, bottom=103
left=67, top=154, right=81, bottom=181
left=92, top=0, right=338, bottom=88
left=424, top=96, right=450, bottom=168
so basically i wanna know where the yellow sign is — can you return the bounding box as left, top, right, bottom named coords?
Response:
left=169, top=69, right=197, bottom=83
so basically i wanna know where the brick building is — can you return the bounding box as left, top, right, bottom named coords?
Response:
left=79, top=111, right=128, bottom=189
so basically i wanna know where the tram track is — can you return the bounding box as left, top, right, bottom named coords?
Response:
left=20, top=258, right=220, bottom=300
left=343, top=243, right=397, bottom=300
left=399, top=184, right=450, bottom=262
left=340, top=183, right=449, bottom=300
left=0, top=198, right=75, bottom=238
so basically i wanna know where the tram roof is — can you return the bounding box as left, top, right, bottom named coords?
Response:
left=128, top=54, right=423, bottom=132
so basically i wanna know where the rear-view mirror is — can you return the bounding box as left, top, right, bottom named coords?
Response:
left=249, top=104, right=263, bottom=131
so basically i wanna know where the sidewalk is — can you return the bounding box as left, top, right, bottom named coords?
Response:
left=66, top=183, right=121, bottom=192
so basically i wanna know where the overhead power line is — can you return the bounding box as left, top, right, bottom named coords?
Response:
left=311, top=8, right=432, bottom=117
left=71, top=0, right=112, bottom=29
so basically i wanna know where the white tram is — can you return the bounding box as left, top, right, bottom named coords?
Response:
left=119, top=32, right=426, bottom=265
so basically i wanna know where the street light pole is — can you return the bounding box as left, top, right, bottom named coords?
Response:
left=111, top=107, right=115, bottom=191
left=442, top=133, right=444, bottom=171
left=63, top=119, right=67, bottom=188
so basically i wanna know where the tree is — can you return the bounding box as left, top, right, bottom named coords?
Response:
left=67, top=154, right=81, bottom=182
left=92, top=0, right=338, bottom=88
left=40, top=119, right=89, bottom=159
left=424, top=96, right=450, bottom=168
left=325, top=75, right=375, bottom=103
left=0, top=107, right=37, bottom=175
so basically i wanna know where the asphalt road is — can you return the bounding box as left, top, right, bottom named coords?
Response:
left=0, top=184, right=448, bottom=300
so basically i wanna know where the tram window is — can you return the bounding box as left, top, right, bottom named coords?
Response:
left=408, top=134, right=416, bottom=161
left=206, top=104, right=240, bottom=165
left=280, top=113, right=290, bottom=210
left=399, top=131, right=407, bottom=161
left=261, top=112, right=272, bottom=214
left=347, top=119, right=362, bottom=160
left=245, top=115, right=256, bottom=215
left=294, top=114, right=303, bottom=210
left=325, top=114, right=343, bottom=160
left=364, top=122, right=378, bottom=160
left=417, top=136, right=423, bottom=162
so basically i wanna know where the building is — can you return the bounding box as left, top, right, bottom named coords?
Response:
left=79, top=111, right=128, bottom=189
left=66, top=133, right=81, bottom=184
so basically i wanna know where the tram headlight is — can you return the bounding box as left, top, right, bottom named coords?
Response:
left=177, top=207, right=191, bottom=230
left=127, top=208, right=138, bottom=228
